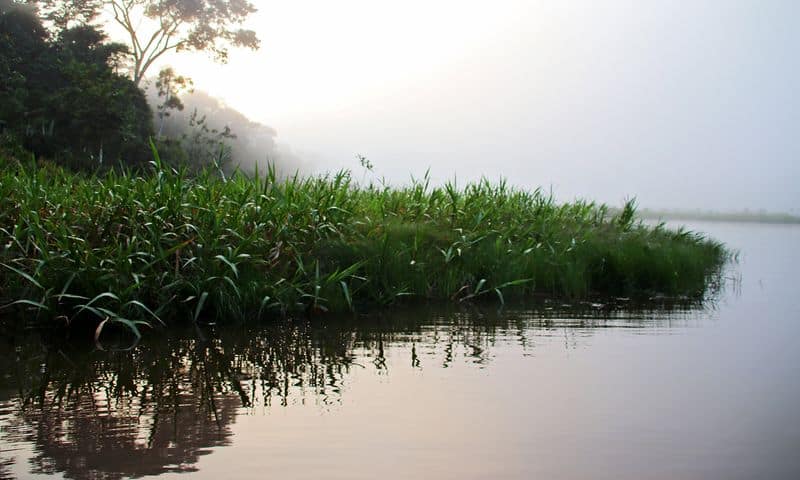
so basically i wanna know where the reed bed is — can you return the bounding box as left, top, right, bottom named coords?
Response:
left=0, top=152, right=727, bottom=337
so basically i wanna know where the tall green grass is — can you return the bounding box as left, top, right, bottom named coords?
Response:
left=0, top=152, right=728, bottom=337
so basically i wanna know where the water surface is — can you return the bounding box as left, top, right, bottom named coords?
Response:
left=1, top=221, right=798, bottom=479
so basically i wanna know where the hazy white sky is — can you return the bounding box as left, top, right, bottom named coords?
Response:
left=160, top=0, right=798, bottom=212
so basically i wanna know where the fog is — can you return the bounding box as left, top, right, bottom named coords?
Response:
left=146, top=88, right=306, bottom=176
left=162, top=0, right=798, bottom=212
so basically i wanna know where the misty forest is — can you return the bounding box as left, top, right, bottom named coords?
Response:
left=1, top=1, right=796, bottom=479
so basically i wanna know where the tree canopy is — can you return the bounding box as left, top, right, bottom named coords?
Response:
left=28, top=0, right=261, bottom=85
left=1, top=0, right=153, bottom=167
left=1, top=0, right=264, bottom=172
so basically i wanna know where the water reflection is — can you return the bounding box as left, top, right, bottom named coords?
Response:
left=0, top=332, right=241, bottom=479
left=0, top=302, right=707, bottom=479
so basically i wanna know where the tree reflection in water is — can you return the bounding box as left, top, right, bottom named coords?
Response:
left=0, top=302, right=705, bottom=479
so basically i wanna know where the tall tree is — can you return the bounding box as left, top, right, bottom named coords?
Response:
left=109, top=0, right=260, bottom=86
left=30, top=1, right=261, bottom=86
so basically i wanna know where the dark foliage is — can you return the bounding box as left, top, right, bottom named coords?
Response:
left=0, top=1, right=154, bottom=168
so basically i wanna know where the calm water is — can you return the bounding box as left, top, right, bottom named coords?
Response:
left=0, top=221, right=798, bottom=480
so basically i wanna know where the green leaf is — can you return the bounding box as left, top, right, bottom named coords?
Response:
left=1, top=299, right=50, bottom=311
left=257, top=295, right=272, bottom=319
left=215, top=254, right=239, bottom=278
left=340, top=281, right=353, bottom=311
left=496, top=278, right=534, bottom=289
left=1, top=263, right=43, bottom=290
left=123, top=300, right=165, bottom=326
left=494, top=288, right=505, bottom=306
left=473, top=278, right=487, bottom=295
left=74, top=292, right=120, bottom=318
left=193, top=291, right=209, bottom=322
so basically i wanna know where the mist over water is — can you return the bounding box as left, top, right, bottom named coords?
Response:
left=166, top=0, right=799, bottom=213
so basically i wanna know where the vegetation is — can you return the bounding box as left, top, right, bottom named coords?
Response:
left=1, top=1, right=153, bottom=168
left=0, top=152, right=728, bottom=337
left=1, top=2, right=275, bottom=175
left=0, top=2, right=728, bottom=339
left=147, top=87, right=304, bottom=176
left=28, top=0, right=260, bottom=86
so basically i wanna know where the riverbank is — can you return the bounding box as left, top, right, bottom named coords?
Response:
left=0, top=153, right=728, bottom=337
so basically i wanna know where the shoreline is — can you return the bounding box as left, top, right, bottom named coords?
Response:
left=0, top=154, right=729, bottom=337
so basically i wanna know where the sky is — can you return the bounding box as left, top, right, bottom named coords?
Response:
left=155, top=0, right=797, bottom=212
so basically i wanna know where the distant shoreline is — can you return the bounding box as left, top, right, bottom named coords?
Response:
left=638, top=209, right=800, bottom=225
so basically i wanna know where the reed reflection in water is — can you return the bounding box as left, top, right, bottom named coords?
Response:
left=0, top=302, right=708, bottom=480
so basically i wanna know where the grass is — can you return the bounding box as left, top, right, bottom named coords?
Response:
left=0, top=150, right=728, bottom=337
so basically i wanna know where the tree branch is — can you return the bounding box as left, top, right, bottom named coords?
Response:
left=96, top=0, right=261, bottom=85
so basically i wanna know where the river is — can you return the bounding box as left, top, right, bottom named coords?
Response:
left=1, top=221, right=798, bottom=479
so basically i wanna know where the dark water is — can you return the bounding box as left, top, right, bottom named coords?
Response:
left=0, top=222, right=798, bottom=480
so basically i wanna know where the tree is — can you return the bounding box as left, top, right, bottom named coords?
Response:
left=30, top=0, right=261, bottom=86
left=28, top=0, right=101, bottom=31
left=155, top=66, right=193, bottom=138
left=4, top=0, right=256, bottom=170
left=108, top=0, right=261, bottom=86
left=1, top=1, right=50, bottom=123
left=50, top=25, right=153, bottom=166
left=0, top=3, right=154, bottom=168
